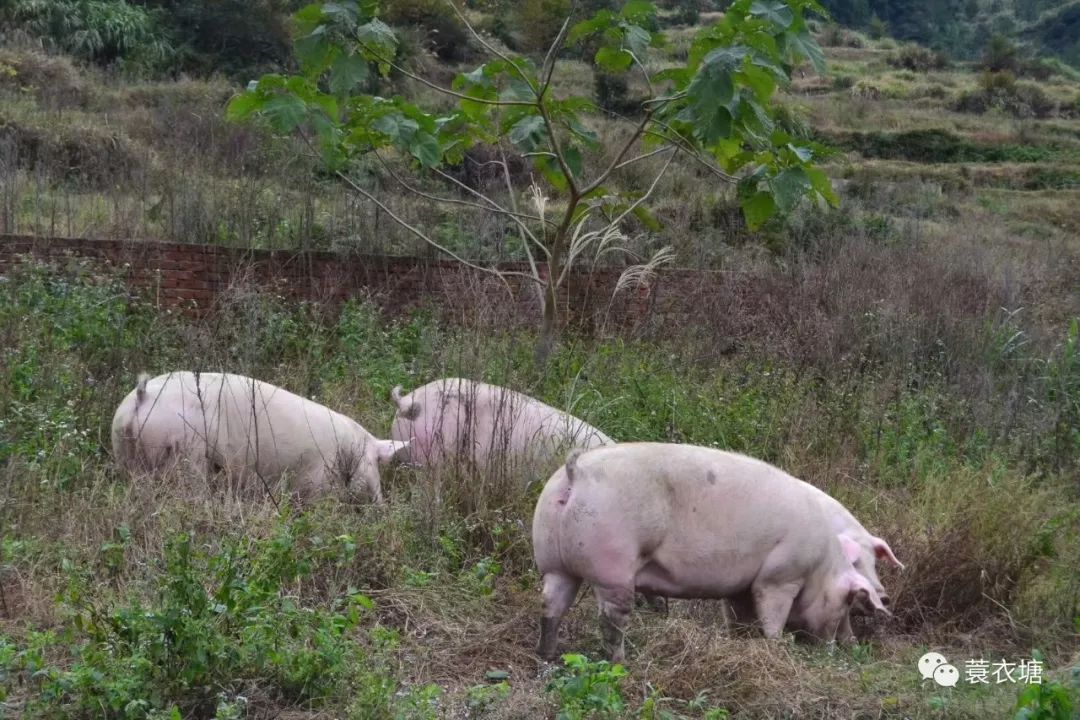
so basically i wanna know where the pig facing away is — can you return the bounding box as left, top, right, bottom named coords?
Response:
left=390, top=378, right=613, bottom=480
left=111, top=372, right=409, bottom=503
left=533, top=443, right=889, bottom=662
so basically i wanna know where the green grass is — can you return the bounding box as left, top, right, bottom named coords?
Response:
left=0, top=256, right=1077, bottom=718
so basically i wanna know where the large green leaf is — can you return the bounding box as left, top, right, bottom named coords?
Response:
left=805, top=167, right=838, bottom=206
left=294, top=29, right=335, bottom=76
left=771, top=166, right=812, bottom=212
left=508, top=115, right=546, bottom=151
left=410, top=132, right=442, bottom=168
left=621, top=23, right=652, bottom=56
left=262, top=94, right=308, bottom=133
left=596, top=46, right=633, bottom=73
left=293, top=3, right=326, bottom=36
left=322, top=2, right=358, bottom=30
left=329, top=53, right=369, bottom=97
left=620, top=0, right=655, bottom=23
left=569, top=11, right=615, bottom=44
left=742, top=191, right=776, bottom=228
left=356, top=18, right=397, bottom=56
left=563, top=145, right=583, bottom=179
left=749, top=1, right=794, bottom=29
left=225, top=92, right=261, bottom=122
left=785, top=29, right=826, bottom=74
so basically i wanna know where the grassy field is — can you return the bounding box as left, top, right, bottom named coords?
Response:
left=1, top=11, right=1080, bottom=720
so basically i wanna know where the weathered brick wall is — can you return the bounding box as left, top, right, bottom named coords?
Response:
left=0, top=235, right=688, bottom=331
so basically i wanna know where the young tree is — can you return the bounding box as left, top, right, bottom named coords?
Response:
left=228, top=0, right=836, bottom=362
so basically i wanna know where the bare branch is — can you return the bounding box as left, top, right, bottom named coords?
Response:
left=501, top=146, right=547, bottom=308
left=334, top=170, right=538, bottom=293
left=610, top=147, right=677, bottom=228
left=613, top=145, right=671, bottom=170
left=358, top=42, right=535, bottom=107
left=540, top=16, right=573, bottom=98
left=643, top=124, right=738, bottom=184
left=375, top=153, right=547, bottom=225
left=430, top=165, right=552, bottom=256
left=580, top=110, right=652, bottom=197
left=538, top=103, right=581, bottom=198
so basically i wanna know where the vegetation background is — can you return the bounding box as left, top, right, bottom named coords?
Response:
left=1, top=0, right=1079, bottom=718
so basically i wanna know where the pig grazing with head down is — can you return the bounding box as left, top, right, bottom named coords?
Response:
left=389, top=378, right=613, bottom=479
left=111, top=372, right=409, bottom=503
left=533, top=443, right=890, bottom=662
left=723, top=482, right=903, bottom=631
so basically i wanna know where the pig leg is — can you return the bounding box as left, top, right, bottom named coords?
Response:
left=594, top=585, right=634, bottom=663
left=539, top=572, right=581, bottom=660
left=837, top=612, right=856, bottom=645
left=751, top=581, right=801, bottom=639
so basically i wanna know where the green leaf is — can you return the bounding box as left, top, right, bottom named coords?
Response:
left=742, top=191, right=776, bottom=228
left=294, top=30, right=335, bottom=76
left=356, top=18, right=397, bottom=56
left=322, top=2, right=358, bottom=30
left=785, top=29, right=826, bottom=74
left=329, top=53, right=369, bottom=96
left=771, top=166, right=812, bottom=212
left=750, top=1, right=794, bottom=29
left=622, top=23, right=652, bottom=57
left=596, top=46, right=633, bottom=73
left=535, top=155, right=568, bottom=192
left=508, top=114, right=546, bottom=151
left=569, top=11, right=615, bottom=44
left=263, top=93, right=308, bottom=133
left=620, top=0, right=655, bottom=22
left=632, top=204, right=662, bottom=231
left=804, top=167, right=837, bottom=206
left=563, top=145, right=583, bottom=178
left=566, top=117, right=599, bottom=150
left=293, top=4, right=326, bottom=36
left=740, top=63, right=776, bottom=101
left=410, top=132, right=442, bottom=168
left=226, top=92, right=261, bottom=122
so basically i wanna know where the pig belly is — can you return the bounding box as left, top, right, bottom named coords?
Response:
left=633, top=554, right=761, bottom=599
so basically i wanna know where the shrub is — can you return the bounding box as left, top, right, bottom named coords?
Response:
left=3, top=521, right=374, bottom=717
left=868, top=15, right=888, bottom=40
left=827, top=127, right=1057, bottom=163
left=954, top=71, right=1059, bottom=119
left=981, top=33, right=1019, bottom=73
left=819, top=24, right=864, bottom=48
left=888, top=44, right=949, bottom=72
left=0, top=0, right=174, bottom=73
left=150, top=0, right=295, bottom=78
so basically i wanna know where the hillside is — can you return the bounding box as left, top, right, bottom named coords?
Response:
left=1, top=2, right=1079, bottom=719
left=821, top=0, right=1080, bottom=66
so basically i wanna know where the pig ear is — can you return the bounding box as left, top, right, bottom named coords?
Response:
left=846, top=571, right=891, bottom=616
left=838, top=534, right=862, bottom=565
left=375, top=439, right=410, bottom=464
left=872, top=537, right=905, bottom=570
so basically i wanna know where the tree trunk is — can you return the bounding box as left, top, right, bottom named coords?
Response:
left=535, top=277, right=558, bottom=366
left=534, top=237, right=565, bottom=367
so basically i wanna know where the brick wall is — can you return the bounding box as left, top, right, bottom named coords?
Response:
left=0, top=235, right=720, bottom=331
